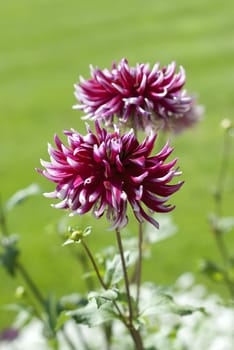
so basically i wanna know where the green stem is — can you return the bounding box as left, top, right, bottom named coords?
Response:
left=82, top=236, right=144, bottom=349
left=0, top=197, right=47, bottom=311
left=115, top=228, right=133, bottom=323
left=81, top=239, right=130, bottom=334
left=81, top=240, right=125, bottom=316
left=129, top=325, right=144, bottom=350
left=103, top=323, right=112, bottom=350
left=16, top=262, right=45, bottom=307
left=115, top=230, right=144, bottom=350
left=0, top=200, right=45, bottom=307
left=75, top=249, right=95, bottom=290
left=79, top=251, right=95, bottom=289
left=213, top=230, right=234, bottom=297
left=81, top=240, right=107, bottom=290
left=0, top=196, right=9, bottom=237
left=212, top=128, right=234, bottom=297
left=215, top=129, right=231, bottom=217
left=136, top=222, right=143, bottom=309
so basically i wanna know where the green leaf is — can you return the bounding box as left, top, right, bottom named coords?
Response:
left=5, top=184, right=41, bottom=211
left=68, top=299, right=116, bottom=327
left=55, top=311, right=70, bottom=331
left=140, top=283, right=204, bottom=319
left=104, top=251, right=137, bottom=286
left=59, top=293, right=87, bottom=311
left=43, top=293, right=60, bottom=338
left=0, top=235, right=19, bottom=276
left=176, top=305, right=206, bottom=316
left=56, top=294, right=89, bottom=331
left=89, top=289, right=118, bottom=308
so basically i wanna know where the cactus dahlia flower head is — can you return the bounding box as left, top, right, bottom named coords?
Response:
left=73, top=58, right=202, bottom=134
left=38, top=122, right=183, bottom=229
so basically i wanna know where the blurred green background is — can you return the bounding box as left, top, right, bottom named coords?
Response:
left=1, top=0, right=234, bottom=328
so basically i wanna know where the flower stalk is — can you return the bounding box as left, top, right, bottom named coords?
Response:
left=80, top=230, right=144, bottom=349
left=211, top=122, right=234, bottom=298
left=115, top=228, right=133, bottom=323
left=136, top=222, right=143, bottom=308
left=80, top=239, right=128, bottom=329
left=81, top=240, right=107, bottom=290
left=0, top=199, right=45, bottom=307
left=115, top=228, right=144, bottom=350
left=0, top=196, right=9, bottom=237
left=215, top=123, right=232, bottom=217
left=16, top=262, right=45, bottom=307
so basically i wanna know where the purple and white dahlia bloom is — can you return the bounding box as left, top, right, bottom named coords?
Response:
left=74, top=58, right=202, bottom=133
left=38, top=122, right=183, bottom=229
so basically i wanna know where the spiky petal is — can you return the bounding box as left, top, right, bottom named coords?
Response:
left=38, top=122, right=183, bottom=229
left=74, top=59, right=202, bottom=133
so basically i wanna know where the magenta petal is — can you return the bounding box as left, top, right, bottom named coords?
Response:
left=73, top=58, right=202, bottom=134
left=38, top=121, right=183, bottom=229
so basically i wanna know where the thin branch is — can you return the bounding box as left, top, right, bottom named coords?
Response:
left=136, top=222, right=143, bottom=309
left=81, top=240, right=107, bottom=290
left=115, top=228, right=133, bottom=324
left=115, top=228, right=144, bottom=349
left=81, top=240, right=127, bottom=327
left=17, top=262, right=45, bottom=307
left=0, top=196, right=9, bottom=236
left=212, top=127, right=234, bottom=297
left=215, top=129, right=231, bottom=217
left=213, top=229, right=234, bottom=298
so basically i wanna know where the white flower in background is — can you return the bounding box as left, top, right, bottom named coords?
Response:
left=1, top=273, right=233, bottom=350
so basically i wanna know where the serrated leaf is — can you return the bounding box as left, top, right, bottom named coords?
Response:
left=140, top=291, right=174, bottom=317
left=176, top=305, right=206, bottom=316
left=104, top=251, right=137, bottom=286
left=68, top=299, right=116, bottom=327
left=89, top=289, right=118, bottom=308
left=140, top=284, right=204, bottom=319
left=116, top=291, right=138, bottom=314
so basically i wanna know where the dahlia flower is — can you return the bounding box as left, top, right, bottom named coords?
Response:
left=74, top=58, right=202, bottom=133
left=38, top=122, right=183, bottom=229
